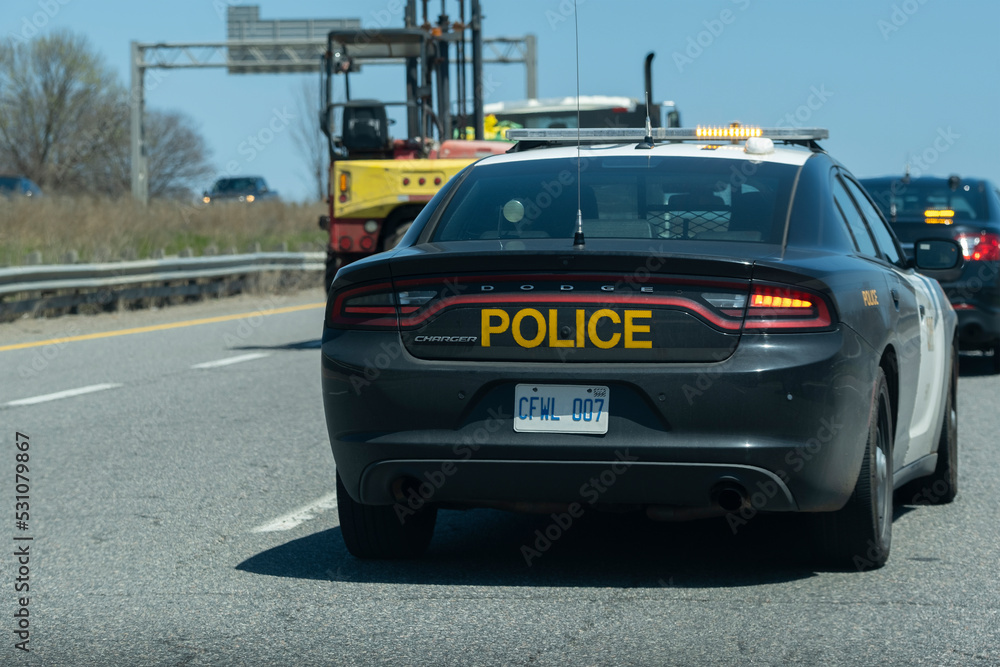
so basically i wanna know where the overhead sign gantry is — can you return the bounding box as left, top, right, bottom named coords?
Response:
left=129, top=4, right=536, bottom=203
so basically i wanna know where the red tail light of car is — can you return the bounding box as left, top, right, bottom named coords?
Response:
left=955, top=232, right=1000, bottom=262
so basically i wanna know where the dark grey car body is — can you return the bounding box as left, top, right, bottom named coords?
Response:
left=322, top=139, right=960, bottom=566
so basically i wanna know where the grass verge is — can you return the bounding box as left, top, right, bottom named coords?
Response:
left=0, top=196, right=328, bottom=266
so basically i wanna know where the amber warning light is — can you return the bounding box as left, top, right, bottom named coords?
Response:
left=696, top=125, right=762, bottom=139
left=924, top=209, right=954, bottom=224
left=506, top=126, right=828, bottom=143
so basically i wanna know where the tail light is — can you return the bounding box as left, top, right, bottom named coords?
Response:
left=955, top=232, right=1000, bottom=261
left=328, top=283, right=435, bottom=329
left=328, top=278, right=834, bottom=332
left=328, top=282, right=397, bottom=329
left=744, top=285, right=832, bottom=331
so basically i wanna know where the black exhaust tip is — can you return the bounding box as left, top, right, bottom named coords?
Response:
left=712, top=482, right=748, bottom=512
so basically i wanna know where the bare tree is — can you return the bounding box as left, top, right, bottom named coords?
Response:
left=290, top=78, right=327, bottom=202
left=0, top=31, right=211, bottom=201
left=72, top=96, right=130, bottom=196
left=146, top=111, right=214, bottom=199
left=72, top=106, right=214, bottom=200
left=0, top=30, right=121, bottom=190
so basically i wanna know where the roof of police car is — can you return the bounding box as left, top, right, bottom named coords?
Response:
left=480, top=140, right=816, bottom=167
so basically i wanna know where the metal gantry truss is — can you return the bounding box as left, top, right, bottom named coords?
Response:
left=129, top=29, right=536, bottom=202
left=138, top=40, right=334, bottom=73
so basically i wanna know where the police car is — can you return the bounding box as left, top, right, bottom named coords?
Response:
left=321, top=124, right=962, bottom=568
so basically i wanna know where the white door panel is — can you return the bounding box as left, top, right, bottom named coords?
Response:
left=898, top=269, right=948, bottom=464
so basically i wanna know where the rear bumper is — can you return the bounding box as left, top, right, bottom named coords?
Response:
left=358, top=459, right=797, bottom=511
left=943, top=261, right=1000, bottom=347
left=322, top=326, right=877, bottom=513
left=953, top=306, right=1000, bottom=347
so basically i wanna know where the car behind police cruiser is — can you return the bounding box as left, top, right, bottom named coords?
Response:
left=860, top=174, right=1000, bottom=374
left=321, top=124, right=962, bottom=569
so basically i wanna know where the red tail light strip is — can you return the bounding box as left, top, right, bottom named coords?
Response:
left=396, top=293, right=744, bottom=331
left=330, top=282, right=392, bottom=311
left=329, top=279, right=833, bottom=332
left=329, top=282, right=397, bottom=327
left=344, top=306, right=396, bottom=314
left=743, top=309, right=832, bottom=329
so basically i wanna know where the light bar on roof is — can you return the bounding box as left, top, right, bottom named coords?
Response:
left=505, top=127, right=829, bottom=142
left=697, top=125, right=761, bottom=138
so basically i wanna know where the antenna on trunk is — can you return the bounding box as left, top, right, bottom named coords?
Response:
left=572, top=0, right=585, bottom=249
left=636, top=91, right=654, bottom=150
left=637, top=53, right=654, bottom=150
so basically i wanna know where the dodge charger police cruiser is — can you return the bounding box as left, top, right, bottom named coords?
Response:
left=321, top=123, right=962, bottom=569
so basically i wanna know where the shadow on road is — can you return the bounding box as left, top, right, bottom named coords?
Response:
left=236, top=507, right=878, bottom=588
left=231, top=339, right=322, bottom=351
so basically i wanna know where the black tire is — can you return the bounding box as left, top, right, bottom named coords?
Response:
left=816, top=367, right=894, bottom=570
left=336, top=472, right=436, bottom=559
left=992, top=341, right=1000, bottom=375
left=920, top=345, right=959, bottom=504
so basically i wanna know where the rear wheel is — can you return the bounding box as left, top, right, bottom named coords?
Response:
left=992, top=340, right=1000, bottom=374
left=922, top=345, right=959, bottom=503
left=816, top=368, right=893, bottom=570
left=336, top=472, right=436, bottom=559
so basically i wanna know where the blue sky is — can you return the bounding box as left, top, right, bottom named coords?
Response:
left=3, top=0, right=999, bottom=202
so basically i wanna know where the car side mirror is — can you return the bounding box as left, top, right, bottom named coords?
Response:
left=911, top=238, right=964, bottom=281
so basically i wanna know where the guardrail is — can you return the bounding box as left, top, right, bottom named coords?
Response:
left=0, top=252, right=325, bottom=320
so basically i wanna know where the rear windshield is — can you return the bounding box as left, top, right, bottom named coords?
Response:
left=863, top=179, right=988, bottom=221
left=431, top=156, right=797, bottom=243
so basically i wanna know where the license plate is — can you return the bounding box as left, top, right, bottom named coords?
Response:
left=514, top=384, right=609, bottom=434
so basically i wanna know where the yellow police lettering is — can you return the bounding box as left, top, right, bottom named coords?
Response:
left=624, top=310, right=652, bottom=348
left=481, top=309, right=509, bottom=347
left=588, top=309, right=621, bottom=349
left=481, top=308, right=654, bottom=349
left=512, top=309, right=546, bottom=348
left=548, top=309, right=574, bottom=347
left=862, top=289, right=879, bottom=306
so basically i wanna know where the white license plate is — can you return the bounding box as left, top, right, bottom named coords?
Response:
left=514, top=384, right=609, bottom=434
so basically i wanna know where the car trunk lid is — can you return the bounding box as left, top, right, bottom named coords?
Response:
left=387, top=241, right=760, bottom=363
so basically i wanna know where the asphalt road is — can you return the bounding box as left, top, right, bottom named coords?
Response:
left=1, top=289, right=998, bottom=665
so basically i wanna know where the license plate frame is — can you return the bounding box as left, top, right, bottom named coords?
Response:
left=513, top=384, right=609, bottom=434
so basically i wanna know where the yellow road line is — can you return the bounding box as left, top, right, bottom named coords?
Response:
left=0, top=303, right=325, bottom=352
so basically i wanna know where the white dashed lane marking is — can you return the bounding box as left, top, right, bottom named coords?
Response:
left=4, top=383, right=123, bottom=407
left=252, top=492, right=339, bottom=533
left=191, top=353, right=270, bottom=369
